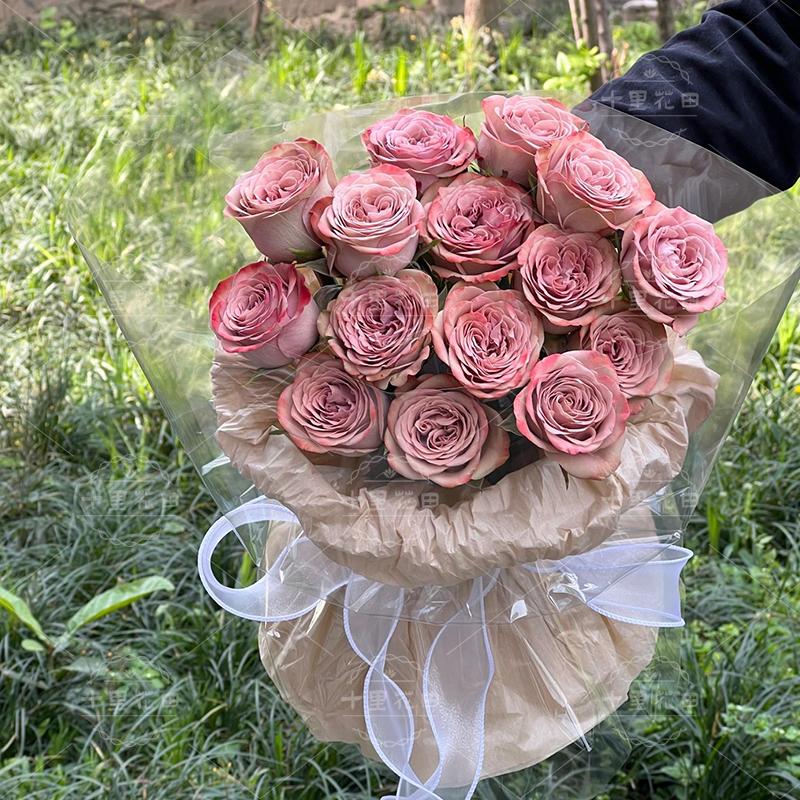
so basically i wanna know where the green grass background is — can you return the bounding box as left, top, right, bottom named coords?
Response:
left=2, top=6, right=800, bottom=799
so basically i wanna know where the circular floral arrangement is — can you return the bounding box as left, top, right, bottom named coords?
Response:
left=211, top=94, right=727, bottom=490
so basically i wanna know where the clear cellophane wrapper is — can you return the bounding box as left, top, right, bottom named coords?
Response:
left=72, top=54, right=800, bottom=799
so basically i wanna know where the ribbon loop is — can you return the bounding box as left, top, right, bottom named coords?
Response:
left=197, top=498, right=350, bottom=622
left=527, top=541, right=692, bottom=627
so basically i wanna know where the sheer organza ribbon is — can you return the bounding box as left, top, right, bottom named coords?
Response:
left=197, top=497, right=691, bottom=800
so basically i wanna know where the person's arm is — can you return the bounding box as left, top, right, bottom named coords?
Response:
left=589, top=0, right=800, bottom=190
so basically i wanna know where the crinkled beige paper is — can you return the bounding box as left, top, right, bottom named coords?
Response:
left=256, top=518, right=658, bottom=779
left=212, top=344, right=717, bottom=588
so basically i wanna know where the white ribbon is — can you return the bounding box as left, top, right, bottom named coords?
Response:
left=197, top=497, right=692, bottom=800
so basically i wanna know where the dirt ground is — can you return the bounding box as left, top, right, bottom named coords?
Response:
left=0, top=0, right=353, bottom=31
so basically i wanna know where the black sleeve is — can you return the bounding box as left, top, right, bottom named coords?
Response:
left=589, top=0, right=800, bottom=190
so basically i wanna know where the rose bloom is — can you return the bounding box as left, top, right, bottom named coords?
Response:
left=572, top=300, right=673, bottom=414
left=384, top=374, right=509, bottom=487
left=514, top=350, right=630, bottom=480
left=209, top=260, right=319, bottom=368
left=310, top=165, right=425, bottom=279
left=432, top=282, right=544, bottom=399
left=620, top=203, right=728, bottom=335
left=276, top=353, right=389, bottom=455
left=477, top=95, right=588, bottom=186
left=361, top=109, right=478, bottom=195
left=318, top=269, right=438, bottom=389
left=224, top=139, right=336, bottom=262
left=421, top=172, right=537, bottom=283
left=536, top=131, right=655, bottom=234
left=516, top=224, right=621, bottom=331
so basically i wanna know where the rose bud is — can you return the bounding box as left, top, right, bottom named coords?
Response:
left=535, top=130, right=655, bottom=234
left=421, top=172, right=537, bottom=283
left=516, top=224, right=621, bottom=332
left=276, top=353, right=389, bottom=456
left=620, top=203, right=728, bottom=335
left=309, top=165, right=425, bottom=279
left=361, top=109, right=478, bottom=195
left=209, top=260, right=319, bottom=368
left=571, top=300, right=673, bottom=414
left=224, top=139, right=336, bottom=262
left=384, top=374, right=509, bottom=488
left=514, top=350, right=630, bottom=480
left=318, top=269, right=438, bottom=389
left=477, top=95, right=588, bottom=186
left=432, top=282, right=544, bottom=399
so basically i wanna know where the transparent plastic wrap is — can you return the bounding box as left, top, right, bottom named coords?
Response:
left=72, top=72, right=800, bottom=800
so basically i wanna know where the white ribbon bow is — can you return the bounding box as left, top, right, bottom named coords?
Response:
left=198, top=497, right=691, bottom=800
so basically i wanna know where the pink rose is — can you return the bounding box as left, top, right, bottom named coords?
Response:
left=535, top=131, right=655, bottom=234
left=310, top=165, right=425, bottom=279
left=224, top=139, right=336, bottom=262
left=277, top=353, right=388, bottom=455
left=317, top=269, right=438, bottom=389
left=514, top=350, right=630, bottom=480
left=572, top=300, right=673, bottom=413
left=209, top=260, right=319, bottom=368
left=421, top=172, right=537, bottom=283
left=432, top=282, right=544, bottom=399
left=384, top=374, right=509, bottom=487
left=620, top=203, right=728, bottom=335
left=477, top=95, right=588, bottom=185
left=361, top=109, right=478, bottom=194
left=516, top=224, right=621, bottom=331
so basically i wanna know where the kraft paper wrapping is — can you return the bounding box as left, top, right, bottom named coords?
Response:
left=255, top=523, right=659, bottom=778
left=211, top=344, right=718, bottom=588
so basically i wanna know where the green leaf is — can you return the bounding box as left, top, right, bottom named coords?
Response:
left=0, top=585, right=53, bottom=647
left=62, top=576, right=174, bottom=638
left=289, top=248, right=323, bottom=262
left=21, top=639, right=47, bottom=653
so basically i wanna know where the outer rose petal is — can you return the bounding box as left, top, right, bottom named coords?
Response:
left=547, top=429, right=626, bottom=480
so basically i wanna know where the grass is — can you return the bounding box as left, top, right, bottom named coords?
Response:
left=2, top=7, right=800, bottom=799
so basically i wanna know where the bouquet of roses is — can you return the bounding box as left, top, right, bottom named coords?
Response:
left=210, top=94, right=727, bottom=487
left=80, top=85, right=798, bottom=798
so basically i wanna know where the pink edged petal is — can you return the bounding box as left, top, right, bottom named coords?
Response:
left=275, top=298, right=320, bottom=361
left=386, top=451, right=428, bottom=482
left=548, top=432, right=626, bottom=480
left=472, top=422, right=511, bottom=481
left=276, top=385, right=328, bottom=454
left=626, top=396, right=649, bottom=417
left=426, top=456, right=483, bottom=488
